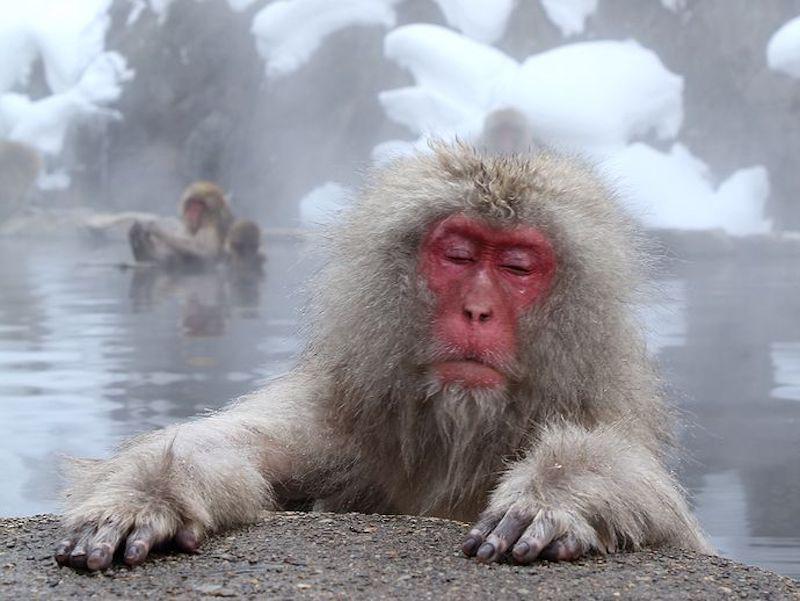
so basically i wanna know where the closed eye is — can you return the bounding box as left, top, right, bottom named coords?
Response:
left=444, top=252, right=474, bottom=264
left=501, top=264, right=533, bottom=276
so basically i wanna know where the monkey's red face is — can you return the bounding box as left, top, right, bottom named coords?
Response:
left=184, top=199, right=206, bottom=234
left=419, top=214, right=556, bottom=390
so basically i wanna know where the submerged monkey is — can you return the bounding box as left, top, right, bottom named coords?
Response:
left=128, top=181, right=234, bottom=269
left=225, top=219, right=265, bottom=273
left=55, top=142, right=711, bottom=571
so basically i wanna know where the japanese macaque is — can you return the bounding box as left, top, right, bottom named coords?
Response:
left=55, top=142, right=712, bottom=572
left=225, top=219, right=265, bottom=273
left=128, top=181, right=234, bottom=269
left=478, top=107, right=535, bottom=155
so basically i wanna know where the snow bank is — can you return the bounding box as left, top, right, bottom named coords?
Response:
left=377, top=24, right=770, bottom=235
left=251, top=0, right=517, bottom=78
left=539, top=0, right=598, bottom=37
left=0, top=0, right=111, bottom=94
left=141, top=0, right=258, bottom=23
left=513, top=40, right=683, bottom=151
left=0, top=1, right=132, bottom=188
left=2, top=53, right=132, bottom=158
left=537, top=0, right=683, bottom=36
left=603, top=143, right=771, bottom=235
left=430, top=0, right=515, bottom=43
left=252, top=0, right=400, bottom=78
left=380, top=25, right=682, bottom=153
left=298, top=182, right=352, bottom=227
left=767, top=16, right=800, bottom=79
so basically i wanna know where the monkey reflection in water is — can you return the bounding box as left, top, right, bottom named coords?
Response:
left=57, top=142, right=712, bottom=572
left=129, top=223, right=266, bottom=336
left=129, top=269, right=229, bottom=337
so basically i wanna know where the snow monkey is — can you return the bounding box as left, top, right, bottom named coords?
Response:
left=128, top=181, right=234, bottom=269
left=225, top=219, right=265, bottom=272
left=55, top=142, right=711, bottom=571
left=478, top=107, right=536, bottom=155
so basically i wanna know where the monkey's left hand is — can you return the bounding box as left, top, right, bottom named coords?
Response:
left=462, top=498, right=603, bottom=564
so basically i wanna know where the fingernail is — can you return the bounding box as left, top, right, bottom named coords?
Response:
left=512, top=541, right=530, bottom=561
left=87, top=549, right=107, bottom=570
left=124, top=544, right=144, bottom=564
left=462, top=536, right=480, bottom=556
left=175, top=530, right=199, bottom=553
left=54, top=542, right=72, bottom=564
left=69, top=552, right=88, bottom=569
left=476, top=542, right=495, bottom=562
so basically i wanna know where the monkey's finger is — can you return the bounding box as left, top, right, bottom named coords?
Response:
left=174, top=521, right=204, bottom=554
left=67, top=526, right=97, bottom=570
left=85, top=520, right=128, bottom=571
left=54, top=536, right=77, bottom=566
left=476, top=507, right=533, bottom=563
left=539, top=533, right=586, bottom=562
left=123, top=526, right=160, bottom=567
left=511, top=515, right=559, bottom=565
left=462, top=510, right=503, bottom=557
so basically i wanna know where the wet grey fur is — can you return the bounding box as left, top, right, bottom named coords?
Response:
left=62, top=142, right=712, bottom=560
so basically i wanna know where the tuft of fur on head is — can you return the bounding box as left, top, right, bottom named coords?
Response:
left=304, top=141, right=669, bottom=516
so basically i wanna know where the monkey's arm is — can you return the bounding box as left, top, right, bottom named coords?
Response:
left=55, top=371, right=341, bottom=571
left=463, top=422, right=713, bottom=564
left=150, top=224, right=222, bottom=260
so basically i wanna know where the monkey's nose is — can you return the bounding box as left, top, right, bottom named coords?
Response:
left=463, top=305, right=493, bottom=324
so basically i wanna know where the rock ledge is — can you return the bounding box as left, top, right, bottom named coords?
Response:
left=1, top=513, right=798, bottom=600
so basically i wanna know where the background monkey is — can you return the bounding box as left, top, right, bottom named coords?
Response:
left=55, top=142, right=711, bottom=571
left=477, top=107, right=536, bottom=155
left=225, top=219, right=265, bottom=272
left=128, top=181, right=234, bottom=269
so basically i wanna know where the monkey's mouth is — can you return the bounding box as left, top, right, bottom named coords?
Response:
left=431, top=358, right=506, bottom=389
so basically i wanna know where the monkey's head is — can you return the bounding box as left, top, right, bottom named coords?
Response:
left=480, top=108, right=533, bottom=154
left=227, top=220, right=262, bottom=258
left=179, top=181, right=233, bottom=236
left=311, top=142, right=645, bottom=426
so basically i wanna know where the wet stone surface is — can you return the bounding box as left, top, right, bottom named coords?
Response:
left=1, top=512, right=798, bottom=600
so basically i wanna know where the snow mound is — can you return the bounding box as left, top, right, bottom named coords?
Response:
left=379, top=25, right=683, bottom=154
left=603, top=143, right=771, bottom=235
left=1, top=52, right=132, bottom=159
left=0, top=0, right=112, bottom=94
left=430, top=0, right=516, bottom=43
left=298, top=182, right=352, bottom=227
left=376, top=24, right=769, bottom=235
left=539, top=0, right=598, bottom=37
left=767, top=16, right=800, bottom=78
left=0, top=1, right=132, bottom=189
left=252, top=0, right=400, bottom=78
left=513, top=39, right=683, bottom=152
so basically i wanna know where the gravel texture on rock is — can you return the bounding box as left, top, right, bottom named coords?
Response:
left=1, top=512, right=798, bottom=600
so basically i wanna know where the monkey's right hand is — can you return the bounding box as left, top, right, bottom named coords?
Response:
left=54, top=501, right=205, bottom=571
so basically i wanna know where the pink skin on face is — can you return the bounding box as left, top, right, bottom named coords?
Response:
left=184, top=200, right=205, bottom=234
left=419, top=214, right=556, bottom=389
